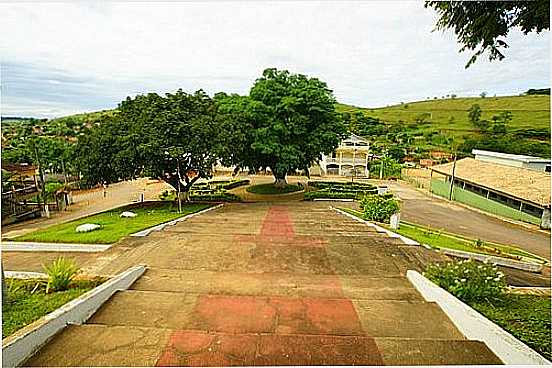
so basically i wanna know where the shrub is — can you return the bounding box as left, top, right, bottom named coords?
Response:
left=222, top=179, right=250, bottom=190
left=304, top=191, right=360, bottom=201
left=359, top=194, right=400, bottom=222
left=424, top=259, right=506, bottom=302
left=43, top=257, right=79, bottom=292
left=189, top=192, right=241, bottom=202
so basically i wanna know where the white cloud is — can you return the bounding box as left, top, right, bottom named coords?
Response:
left=0, top=1, right=549, bottom=117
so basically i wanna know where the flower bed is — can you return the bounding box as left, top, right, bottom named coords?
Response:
left=424, top=260, right=551, bottom=360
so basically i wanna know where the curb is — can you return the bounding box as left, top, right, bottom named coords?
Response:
left=1, top=242, right=111, bottom=253
left=4, top=271, right=48, bottom=279
left=406, top=270, right=551, bottom=365
left=408, top=183, right=549, bottom=234
left=332, top=207, right=545, bottom=272
left=2, top=264, right=146, bottom=368
left=130, top=203, right=223, bottom=237
left=332, top=207, right=419, bottom=245
left=313, top=198, right=354, bottom=202
left=439, top=248, right=543, bottom=273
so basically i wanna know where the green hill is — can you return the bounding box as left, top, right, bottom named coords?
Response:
left=337, top=95, right=550, bottom=138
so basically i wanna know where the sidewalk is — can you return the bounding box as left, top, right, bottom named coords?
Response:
left=1, top=179, right=170, bottom=239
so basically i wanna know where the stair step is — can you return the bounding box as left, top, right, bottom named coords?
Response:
left=132, top=269, right=424, bottom=300
left=25, top=324, right=502, bottom=367
left=374, top=337, right=503, bottom=365
left=89, top=290, right=463, bottom=340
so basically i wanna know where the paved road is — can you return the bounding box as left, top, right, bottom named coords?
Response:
left=386, top=181, right=551, bottom=260
left=27, top=202, right=500, bottom=366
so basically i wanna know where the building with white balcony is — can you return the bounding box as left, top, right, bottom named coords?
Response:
left=312, top=134, right=371, bottom=177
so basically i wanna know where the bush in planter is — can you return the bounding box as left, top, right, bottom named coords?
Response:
left=359, top=194, right=400, bottom=222
left=43, top=257, right=79, bottom=293
left=424, top=259, right=506, bottom=302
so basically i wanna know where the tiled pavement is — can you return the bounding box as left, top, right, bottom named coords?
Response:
left=25, top=202, right=502, bottom=366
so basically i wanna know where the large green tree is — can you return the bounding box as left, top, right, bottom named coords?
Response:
left=217, top=68, right=346, bottom=186
left=426, top=1, right=549, bottom=67
left=76, top=89, right=230, bottom=199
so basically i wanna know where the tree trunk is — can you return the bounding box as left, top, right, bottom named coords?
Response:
left=178, top=191, right=190, bottom=202
left=273, top=174, right=287, bottom=188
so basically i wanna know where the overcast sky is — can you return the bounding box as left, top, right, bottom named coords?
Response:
left=1, top=1, right=549, bottom=118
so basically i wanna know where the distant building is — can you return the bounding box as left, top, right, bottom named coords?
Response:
left=430, top=157, right=551, bottom=229
left=214, top=133, right=371, bottom=178
left=313, top=134, right=370, bottom=177
left=472, top=149, right=551, bottom=172
left=419, top=159, right=435, bottom=168
left=430, top=151, right=452, bottom=160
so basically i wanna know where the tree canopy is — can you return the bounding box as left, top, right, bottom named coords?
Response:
left=217, top=68, right=346, bottom=185
left=76, top=89, right=230, bottom=196
left=426, top=0, right=549, bottom=67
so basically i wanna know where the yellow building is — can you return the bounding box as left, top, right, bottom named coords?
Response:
left=312, top=134, right=370, bottom=177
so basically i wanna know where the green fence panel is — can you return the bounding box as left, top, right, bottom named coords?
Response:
left=430, top=179, right=540, bottom=225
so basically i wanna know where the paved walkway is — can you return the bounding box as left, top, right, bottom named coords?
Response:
left=26, top=201, right=501, bottom=366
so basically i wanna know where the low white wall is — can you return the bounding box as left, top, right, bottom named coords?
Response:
left=1, top=242, right=111, bottom=253
left=407, top=270, right=551, bottom=365
left=130, top=204, right=223, bottom=237
left=440, top=248, right=543, bottom=273
left=2, top=264, right=146, bottom=367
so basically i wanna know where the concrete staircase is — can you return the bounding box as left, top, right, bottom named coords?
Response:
left=24, top=202, right=502, bottom=366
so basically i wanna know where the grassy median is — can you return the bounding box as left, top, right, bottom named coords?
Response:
left=2, top=278, right=104, bottom=338
left=14, top=202, right=210, bottom=244
left=338, top=207, right=545, bottom=263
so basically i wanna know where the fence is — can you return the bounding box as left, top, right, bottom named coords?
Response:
left=430, top=178, right=541, bottom=225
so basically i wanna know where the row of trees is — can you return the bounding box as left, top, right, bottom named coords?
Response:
left=75, top=68, right=347, bottom=197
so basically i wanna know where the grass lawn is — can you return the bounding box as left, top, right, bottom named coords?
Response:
left=246, top=183, right=303, bottom=195
left=14, top=202, right=210, bottom=244
left=338, top=207, right=545, bottom=263
left=2, top=278, right=104, bottom=338
left=470, top=294, right=551, bottom=360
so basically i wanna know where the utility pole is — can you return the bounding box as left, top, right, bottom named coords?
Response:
left=33, top=141, right=49, bottom=218
left=379, top=150, right=387, bottom=180
left=448, top=153, right=457, bottom=201
left=61, top=159, right=68, bottom=185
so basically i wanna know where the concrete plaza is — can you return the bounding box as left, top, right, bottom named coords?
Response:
left=25, top=201, right=501, bottom=366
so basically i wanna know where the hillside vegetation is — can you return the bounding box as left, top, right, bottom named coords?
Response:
left=337, top=95, right=550, bottom=137
left=337, top=94, right=550, bottom=159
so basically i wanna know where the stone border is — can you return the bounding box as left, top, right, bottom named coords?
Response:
left=332, top=207, right=544, bottom=272
left=332, top=207, right=418, bottom=245
left=2, top=264, right=146, bottom=368
left=130, top=203, right=223, bottom=237
left=4, top=271, right=47, bottom=279
left=313, top=198, right=354, bottom=202
left=440, top=248, right=544, bottom=273
left=406, top=270, right=551, bottom=365
left=1, top=242, right=111, bottom=253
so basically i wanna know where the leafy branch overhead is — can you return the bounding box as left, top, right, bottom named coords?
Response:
left=426, top=0, right=549, bottom=67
